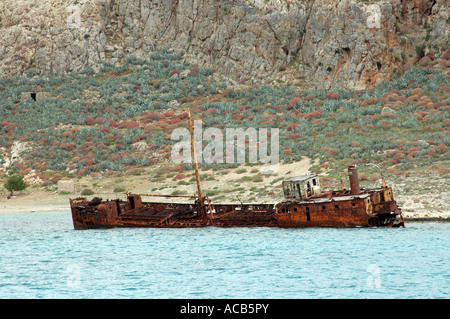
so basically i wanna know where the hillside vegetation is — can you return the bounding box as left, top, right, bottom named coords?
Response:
left=0, top=49, right=449, bottom=206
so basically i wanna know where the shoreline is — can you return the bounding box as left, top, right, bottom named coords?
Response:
left=0, top=206, right=70, bottom=214
left=404, top=218, right=450, bottom=222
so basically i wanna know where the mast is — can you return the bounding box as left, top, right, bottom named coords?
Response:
left=187, top=109, right=206, bottom=219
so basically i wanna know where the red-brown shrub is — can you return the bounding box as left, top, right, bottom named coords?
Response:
left=163, top=110, right=175, bottom=117
left=285, top=133, right=301, bottom=139
left=118, top=120, right=139, bottom=129
left=60, top=143, right=75, bottom=151
left=286, top=123, right=299, bottom=131
left=325, top=92, right=340, bottom=99
left=174, top=173, right=186, bottom=180
left=303, top=110, right=322, bottom=119
left=382, top=112, right=398, bottom=118
left=179, top=96, right=194, bottom=103
left=327, top=149, right=338, bottom=156
left=85, top=117, right=103, bottom=125
left=436, top=144, right=446, bottom=153
left=205, top=108, right=217, bottom=115
left=288, top=97, right=301, bottom=109
left=238, top=105, right=250, bottom=111
left=177, top=111, right=189, bottom=119
left=170, top=118, right=182, bottom=125
left=189, top=66, right=199, bottom=76
left=442, top=49, right=450, bottom=60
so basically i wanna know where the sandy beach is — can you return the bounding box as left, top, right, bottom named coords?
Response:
left=0, top=191, right=71, bottom=214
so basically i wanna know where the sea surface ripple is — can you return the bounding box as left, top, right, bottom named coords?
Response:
left=0, top=212, right=449, bottom=298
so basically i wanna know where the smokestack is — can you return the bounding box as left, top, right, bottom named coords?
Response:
left=348, top=165, right=360, bottom=194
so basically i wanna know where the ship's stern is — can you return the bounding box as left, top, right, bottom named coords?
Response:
left=367, top=187, right=405, bottom=227
left=70, top=197, right=120, bottom=229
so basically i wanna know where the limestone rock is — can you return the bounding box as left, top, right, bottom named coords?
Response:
left=57, top=179, right=75, bottom=193
left=0, top=0, right=447, bottom=90
left=24, top=171, right=43, bottom=186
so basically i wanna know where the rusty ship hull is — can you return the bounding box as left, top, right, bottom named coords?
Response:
left=70, top=197, right=278, bottom=229
left=275, top=187, right=402, bottom=228
left=70, top=199, right=402, bottom=229
left=70, top=169, right=404, bottom=230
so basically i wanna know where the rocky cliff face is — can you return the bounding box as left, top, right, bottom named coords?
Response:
left=0, top=0, right=448, bottom=90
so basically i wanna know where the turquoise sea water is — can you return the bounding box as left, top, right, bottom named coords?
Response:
left=0, top=212, right=449, bottom=299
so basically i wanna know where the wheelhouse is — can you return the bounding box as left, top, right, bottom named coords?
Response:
left=282, top=175, right=321, bottom=201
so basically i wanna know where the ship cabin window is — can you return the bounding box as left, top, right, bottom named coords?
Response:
left=129, top=196, right=135, bottom=209
left=282, top=181, right=302, bottom=201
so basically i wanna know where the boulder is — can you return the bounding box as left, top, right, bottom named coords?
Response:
left=58, top=179, right=75, bottom=193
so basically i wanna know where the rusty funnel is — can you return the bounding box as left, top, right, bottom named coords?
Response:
left=348, top=165, right=360, bottom=194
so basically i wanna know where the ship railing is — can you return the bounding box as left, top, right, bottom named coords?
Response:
left=130, top=193, right=199, bottom=203
left=128, top=193, right=198, bottom=199
left=79, top=192, right=129, bottom=201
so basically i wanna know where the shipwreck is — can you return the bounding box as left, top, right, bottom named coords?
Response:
left=70, top=112, right=405, bottom=229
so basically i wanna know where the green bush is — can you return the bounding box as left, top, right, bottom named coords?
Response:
left=113, top=186, right=125, bottom=193
left=4, top=175, right=27, bottom=195
left=415, top=45, right=425, bottom=58
left=81, top=189, right=95, bottom=195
